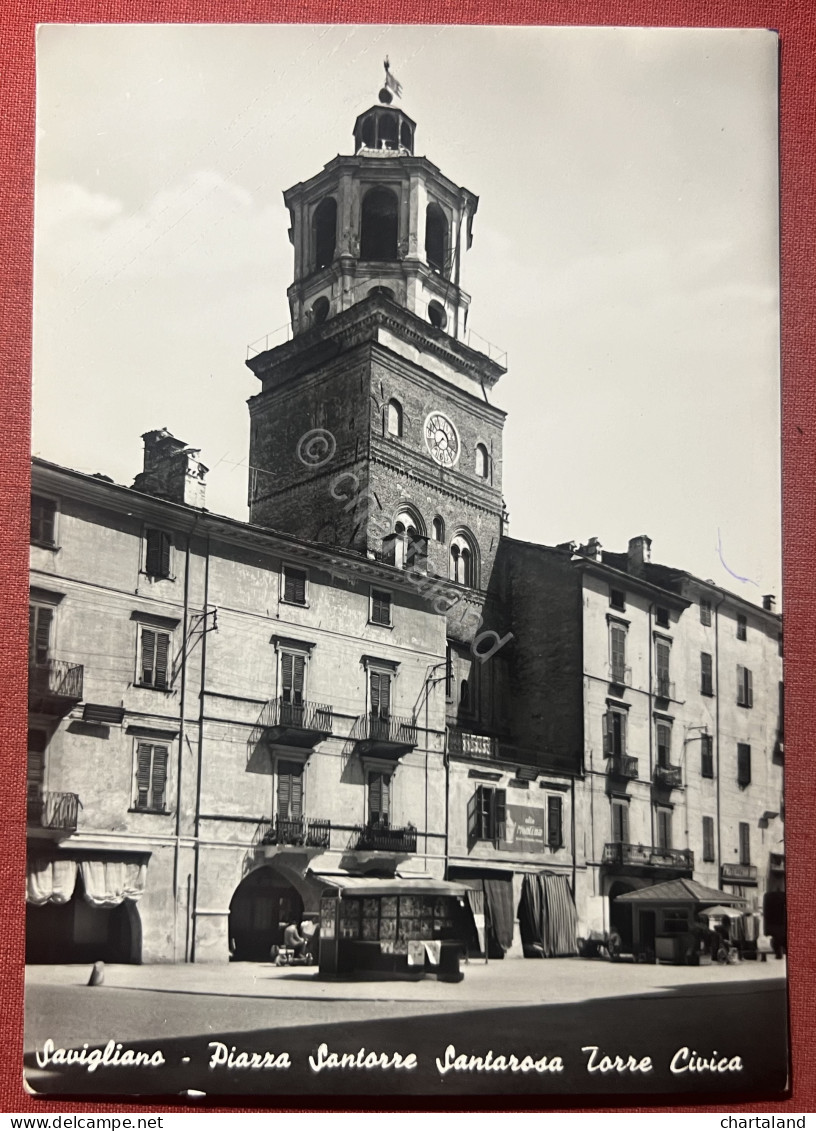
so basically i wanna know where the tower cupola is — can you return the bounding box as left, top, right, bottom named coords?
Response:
left=281, top=62, right=479, bottom=340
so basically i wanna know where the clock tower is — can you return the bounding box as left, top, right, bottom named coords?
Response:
left=246, top=75, right=507, bottom=610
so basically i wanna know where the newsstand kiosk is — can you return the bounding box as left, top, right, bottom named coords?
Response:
left=318, top=877, right=471, bottom=981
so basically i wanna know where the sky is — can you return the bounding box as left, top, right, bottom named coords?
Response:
left=33, top=25, right=781, bottom=603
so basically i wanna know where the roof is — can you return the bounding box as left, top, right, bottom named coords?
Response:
left=315, top=875, right=470, bottom=899
left=615, top=878, right=747, bottom=905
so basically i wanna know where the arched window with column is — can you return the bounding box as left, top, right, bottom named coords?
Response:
left=360, top=187, right=399, bottom=261
left=393, top=506, right=426, bottom=571
left=312, top=197, right=337, bottom=271
left=450, top=531, right=478, bottom=589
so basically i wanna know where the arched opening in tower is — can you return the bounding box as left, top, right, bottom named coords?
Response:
left=379, top=113, right=398, bottom=149
left=426, top=203, right=448, bottom=274
left=313, top=197, right=337, bottom=271
left=360, top=187, right=399, bottom=261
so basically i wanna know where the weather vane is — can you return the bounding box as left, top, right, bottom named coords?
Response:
left=379, top=56, right=403, bottom=104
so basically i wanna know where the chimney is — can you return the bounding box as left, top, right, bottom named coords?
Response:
left=577, top=536, right=602, bottom=561
left=763, top=594, right=776, bottom=612
left=627, top=535, right=652, bottom=573
left=132, top=429, right=207, bottom=508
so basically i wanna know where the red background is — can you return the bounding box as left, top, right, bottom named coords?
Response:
left=1, top=0, right=813, bottom=1114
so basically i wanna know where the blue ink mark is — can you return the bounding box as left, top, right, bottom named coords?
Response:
left=717, top=529, right=759, bottom=587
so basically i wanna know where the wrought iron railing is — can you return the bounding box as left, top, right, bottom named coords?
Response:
left=607, top=755, right=638, bottom=779
left=28, top=660, right=84, bottom=702
left=354, top=822, right=417, bottom=853
left=254, top=815, right=331, bottom=849
left=27, top=790, right=81, bottom=832
left=602, top=842, right=694, bottom=870
left=351, top=713, right=418, bottom=747
left=653, top=763, right=683, bottom=789
left=608, top=663, right=631, bottom=686
left=654, top=676, right=675, bottom=699
left=249, top=697, right=333, bottom=749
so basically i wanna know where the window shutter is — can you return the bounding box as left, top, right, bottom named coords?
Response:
left=467, top=790, right=479, bottom=839
left=370, top=672, right=380, bottom=716
left=136, top=743, right=153, bottom=808
left=154, top=632, right=169, bottom=689
left=277, top=768, right=291, bottom=818
left=620, top=802, right=629, bottom=843
left=293, top=655, right=305, bottom=702
left=372, top=672, right=391, bottom=717
left=31, top=606, right=53, bottom=666
left=547, top=796, right=563, bottom=848
left=620, top=712, right=627, bottom=756
left=141, top=629, right=156, bottom=685
left=151, top=746, right=168, bottom=810
left=381, top=773, right=390, bottom=820
left=281, top=653, right=293, bottom=699
left=146, top=531, right=159, bottom=576
left=493, top=789, right=507, bottom=842
left=703, top=816, right=714, bottom=861
left=610, top=625, right=626, bottom=669
left=602, top=712, right=612, bottom=756
left=746, top=668, right=753, bottom=707
left=290, top=765, right=303, bottom=819
left=160, top=532, right=171, bottom=577
left=368, top=773, right=381, bottom=821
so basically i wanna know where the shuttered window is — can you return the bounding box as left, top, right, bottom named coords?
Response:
left=611, top=800, right=629, bottom=843
left=602, top=710, right=626, bottom=757
left=656, top=808, right=672, bottom=850
left=467, top=786, right=506, bottom=842
left=701, top=652, right=713, bottom=696
left=547, top=795, right=563, bottom=849
left=737, top=743, right=751, bottom=787
left=283, top=566, right=307, bottom=605
left=27, top=729, right=47, bottom=812
left=368, top=771, right=391, bottom=825
left=281, top=652, right=305, bottom=705
left=737, top=665, right=753, bottom=707
left=702, top=816, right=715, bottom=862
left=739, top=822, right=751, bottom=865
left=140, top=628, right=170, bottom=689
left=30, top=496, right=57, bottom=546
left=655, top=640, right=671, bottom=693
left=700, top=600, right=712, bottom=626
left=370, top=671, right=391, bottom=718
left=276, top=760, right=304, bottom=820
left=609, top=624, right=626, bottom=680
left=145, top=530, right=172, bottom=578
left=737, top=614, right=747, bottom=641
left=656, top=722, right=672, bottom=767
left=135, top=743, right=169, bottom=811
left=29, top=605, right=53, bottom=667
left=371, top=589, right=392, bottom=626
left=701, top=734, right=714, bottom=778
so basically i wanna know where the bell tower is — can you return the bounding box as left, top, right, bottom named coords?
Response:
left=247, top=67, right=507, bottom=601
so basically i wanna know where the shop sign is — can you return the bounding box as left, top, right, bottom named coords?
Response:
left=501, top=805, right=546, bottom=853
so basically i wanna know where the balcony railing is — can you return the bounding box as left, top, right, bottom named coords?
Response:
left=448, top=726, right=500, bottom=760
left=653, top=763, right=683, bottom=790
left=608, top=663, right=631, bottom=687
left=654, top=676, right=675, bottom=700
left=351, top=713, right=418, bottom=757
left=27, top=790, right=81, bottom=832
left=248, top=697, right=333, bottom=754
left=602, top=842, right=694, bottom=871
left=28, top=660, right=84, bottom=715
left=721, top=862, right=758, bottom=883
left=607, top=755, right=638, bottom=780
left=255, top=815, right=331, bottom=850
left=353, top=822, right=417, bottom=854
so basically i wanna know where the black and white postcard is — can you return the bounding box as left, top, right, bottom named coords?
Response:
left=25, top=24, right=787, bottom=1100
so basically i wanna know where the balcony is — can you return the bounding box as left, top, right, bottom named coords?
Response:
left=380, top=531, right=429, bottom=574
left=353, top=821, right=417, bottom=854
left=28, top=660, right=84, bottom=716
left=448, top=726, right=500, bottom=760
left=608, top=663, right=631, bottom=687
left=351, top=713, right=418, bottom=759
left=607, top=755, right=638, bottom=780
left=602, top=842, right=694, bottom=873
left=255, top=815, right=331, bottom=850
left=653, top=763, right=683, bottom=790
left=27, top=790, right=81, bottom=833
left=249, top=697, right=333, bottom=754
left=654, top=676, right=675, bottom=700
left=721, top=862, right=758, bottom=884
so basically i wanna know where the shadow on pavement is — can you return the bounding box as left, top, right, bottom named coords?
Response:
left=24, top=975, right=789, bottom=1104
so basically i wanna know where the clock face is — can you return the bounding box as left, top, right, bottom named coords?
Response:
left=424, top=412, right=460, bottom=467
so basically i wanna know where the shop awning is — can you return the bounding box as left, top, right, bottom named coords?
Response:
left=615, top=878, right=747, bottom=906
left=314, top=874, right=471, bottom=899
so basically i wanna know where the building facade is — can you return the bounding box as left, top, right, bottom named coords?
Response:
left=26, top=86, right=784, bottom=964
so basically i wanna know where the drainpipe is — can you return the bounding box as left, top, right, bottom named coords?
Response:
left=174, top=515, right=196, bottom=961
left=190, top=533, right=211, bottom=964
left=713, top=593, right=726, bottom=883
left=648, top=603, right=655, bottom=846
left=570, top=775, right=577, bottom=898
